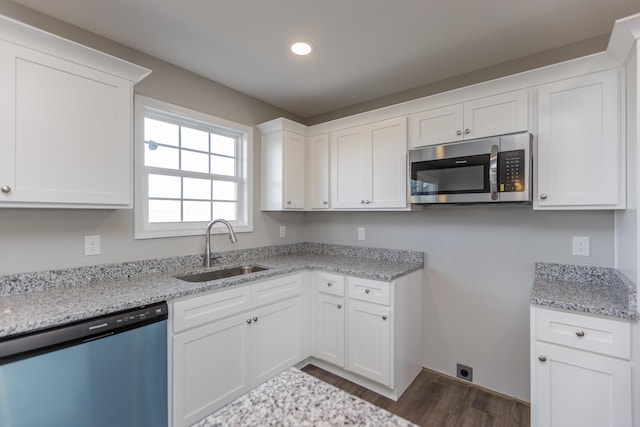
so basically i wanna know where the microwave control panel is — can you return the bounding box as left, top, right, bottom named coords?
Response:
left=498, top=150, right=525, bottom=192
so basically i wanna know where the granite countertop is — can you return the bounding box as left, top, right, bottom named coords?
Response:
left=530, top=262, right=639, bottom=321
left=195, top=367, right=416, bottom=427
left=0, top=243, right=423, bottom=338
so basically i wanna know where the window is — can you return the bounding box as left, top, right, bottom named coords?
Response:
left=134, top=96, right=252, bottom=239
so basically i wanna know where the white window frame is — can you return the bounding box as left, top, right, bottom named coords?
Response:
left=134, top=95, right=253, bottom=239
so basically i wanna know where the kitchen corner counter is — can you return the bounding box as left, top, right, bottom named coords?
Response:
left=194, top=367, right=416, bottom=427
left=530, top=262, right=638, bottom=321
left=0, top=243, right=423, bottom=338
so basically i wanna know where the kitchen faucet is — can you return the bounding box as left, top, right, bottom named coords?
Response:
left=204, top=218, right=237, bottom=268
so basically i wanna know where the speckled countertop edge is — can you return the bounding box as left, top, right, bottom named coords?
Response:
left=531, top=262, right=638, bottom=321
left=195, top=367, right=416, bottom=427
left=0, top=243, right=423, bottom=338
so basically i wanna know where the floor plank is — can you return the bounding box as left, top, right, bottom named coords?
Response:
left=301, top=364, right=530, bottom=427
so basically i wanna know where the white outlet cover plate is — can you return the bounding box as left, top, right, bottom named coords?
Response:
left=572, top=236, right=590, bottom=256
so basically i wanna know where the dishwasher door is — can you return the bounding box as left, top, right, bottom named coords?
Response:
left=0, top=304, right=168, bottom=427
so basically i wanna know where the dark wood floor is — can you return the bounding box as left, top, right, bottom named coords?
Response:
left=301, top=364, right=530, bottom=427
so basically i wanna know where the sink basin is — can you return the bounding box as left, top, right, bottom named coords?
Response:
left=177, top=265, right=269, bottom=282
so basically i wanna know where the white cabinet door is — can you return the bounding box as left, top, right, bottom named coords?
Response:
left=533, top=342, right=631, bottom=427
left=251, top=296, right=302, bottom=385
left=369, top=117, right=407, bottom=208
left=463, top=89, right=528, bottom=140
left=409, top=89, right=528, bottom=148
left=535, top=69, right=623, bottom=209
left=307, top=133, right=330, bottom=209
left=315, top=293, right=345, bottom=367
left=347, top=300, right=391, bottom=386
left=283, top=130, right=306, bottom=209
left=331, top=126, right=367, bottom=208
left=172, top=312, right=251, bottom=427
left=0, top=40, right=134, bottom=207
left=409, top=104, right=463, bottom=147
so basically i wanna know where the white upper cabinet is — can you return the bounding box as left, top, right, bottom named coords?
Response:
left=535, top=69, right=624, bottom=209
left=0, top=17, right=150, bottom=208
left=409, top=89, right=528, bottom=148
left=331, top=117, right=407, bottom=209
left=307, top=133, right=330, bottom=209
left=259, top=119, right=307, bottom=211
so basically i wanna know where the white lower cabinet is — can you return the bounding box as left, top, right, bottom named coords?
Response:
left=171, top=274, right=303, bottom=427
left=312, top=270, right=422, bottom=400
left=530, top=306, right=632, bottom=427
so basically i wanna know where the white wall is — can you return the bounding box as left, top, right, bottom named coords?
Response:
left=305, top=207, right=615, bottom=400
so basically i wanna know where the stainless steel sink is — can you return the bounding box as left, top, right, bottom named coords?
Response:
left=176, top=265, right=269, bottom=282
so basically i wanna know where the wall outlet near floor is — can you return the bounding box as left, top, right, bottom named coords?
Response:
left=456, top=363, right=473, bottom=382
left=279, top=226, right=286, bottom=238
left=572, top=236, right=590, bottom=256
left=357, top=227, right=366, bottom=241
left=84, top=235, right=101, bottom=256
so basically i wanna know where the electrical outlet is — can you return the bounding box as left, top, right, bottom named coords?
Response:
left=456, top=363, right=473, bottom=382
left=357, top=227, right=365, bottom=241
left=572, top=236, right=590, bottom=256
left=279, top=226, right=286, bottom=238
left=84, top=235, right=101, bottom=256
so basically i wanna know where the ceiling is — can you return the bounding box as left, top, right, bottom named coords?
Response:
left=11, top=0, right=640, bottom=118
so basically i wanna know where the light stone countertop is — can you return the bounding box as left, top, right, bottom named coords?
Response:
left=194, top=367, right=416, bottom=427
left=530, top=262, right=638, bottom=321
left=0, top=243, right=423, bottom=338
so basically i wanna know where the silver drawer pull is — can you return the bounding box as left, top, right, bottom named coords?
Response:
left=1, top=185, right=11, bottom=193
left=252, top=317, right=258, bottom=323
left=538, top=355, right=547, bottom=362
left=337, top=304, right=342, bottom=309
left=576, top=330, right=585, bottom=337
left=246, top=319, right=252, bottom=324
left=382, top=315, right=387, bottom=320
left=365, top=289, right=370, bottom=294
left=327, top=282, right=332, bottom=287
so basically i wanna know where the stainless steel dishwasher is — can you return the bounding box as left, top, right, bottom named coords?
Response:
left=0, top=302, right=168, bottom=427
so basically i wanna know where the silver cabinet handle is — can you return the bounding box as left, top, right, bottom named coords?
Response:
left=337, top=304, right=342, bottom=309
left=538, top=355, right=547, bottom=362
left=382, top=315, right=387, bottom=320
left=456, top=130, right=462, bottom=136
left=465, top=129, right=471, bottom=134
left=286, top=200, right=292, bottom=205
left=323, top=201, right=328, bottom=205
left=576, top=330, right=585, bottom=337
left=365, top=200, right=370, bottom=204
left=361, top=200, right=365, bottom=204
left=252, top=317, right=258, bottom=323
left=327, top=282, right=332, bottom=287
left=489, top=144, right=498, bottom=201
left=246, top=319, right=252, bottom=324
left=365, top=289, right=370, bottom=294
left=1, top=185, right=11, bottom=193
left=540, top=194, right=548, bottom=200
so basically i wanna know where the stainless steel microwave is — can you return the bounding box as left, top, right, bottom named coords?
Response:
left=409, top=132, right=532, bottom=204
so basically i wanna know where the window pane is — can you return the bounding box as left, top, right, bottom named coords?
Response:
left=145, top=144, right=179, bottom=169
left=149, top=200, right=181, bottom=223
left=212, top=202, right=237, bottom=220
left=211, top=134, right=236, bottom=156
left=183, top=201, right=211, bottom=222
left=182, top=150, right=209, bottom=173
left=211, top=155, right=236, bottom=176
left=184, top=177, right=211, bottom=200
left=182, top=127, right=209, bottom=152
left=212, top=181, right=236, bottom=201
left=145, top=118, right=179, bottom=147
left=148, top=174, right=181, bottom=198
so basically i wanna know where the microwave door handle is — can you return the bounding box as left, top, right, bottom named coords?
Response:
left=489, top=145, right=498, bottom=200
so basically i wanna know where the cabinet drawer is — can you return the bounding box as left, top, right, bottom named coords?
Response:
left=317, top=272, right=345, bottom=296
left=534, top=308, right=630, bottom=359
left=173, top=286, right=251, bottom=333
left=251, top=274, right=302, bottom=308
left=348, top=277, right=390, bottom=305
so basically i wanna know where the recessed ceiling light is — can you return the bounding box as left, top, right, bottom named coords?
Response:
left=290, top=41, right=313, bottom=56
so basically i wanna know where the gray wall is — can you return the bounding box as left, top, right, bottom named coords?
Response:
left=305, top=208, right=615, bottom=400
left=0, top=0, right=618, bottom=403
